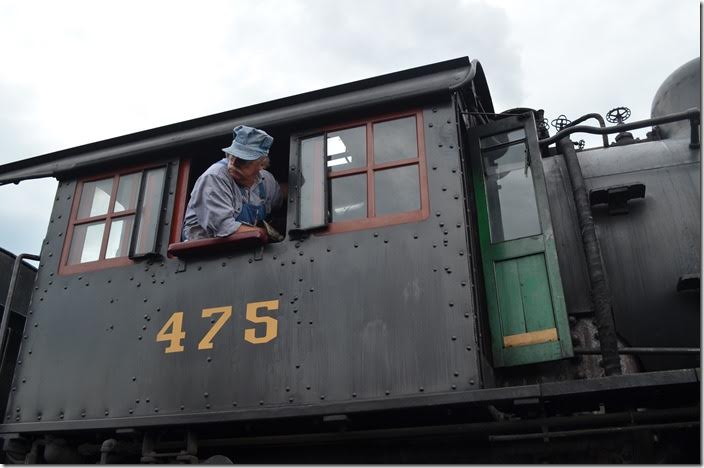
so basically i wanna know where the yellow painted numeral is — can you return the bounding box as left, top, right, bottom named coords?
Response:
left=156, top=312, right=186, bottom=353
left=198, top=306, right=232, bottom=350
left=244, top=300, right=279, bottom=344
left=158, top=300, right=280, bottom=354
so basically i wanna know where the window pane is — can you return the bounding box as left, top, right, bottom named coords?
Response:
left=115, top=172, right=142, bottom=212
left=373, top=116, right=418, bottom=164
left=327, top=126, right=366, bottom=172
left=299, top=135, right=327, bottom=229
left=133, top=167, right=166, bottom=256
left=67, top=221, right=105, bottom=264
left=105, top=216, right=135, bottom=259
left=482, top=142, right=541, bottom=243
left=374, top=165, right=421, bottom=216
left=77, top=178, right=113, bottom=219
left=481, top=128, right=526, bottom=149
left=331, top=174, right=366, bottom=222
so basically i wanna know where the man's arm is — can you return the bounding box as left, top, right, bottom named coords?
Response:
left=193, top=173, right=241, bottom=237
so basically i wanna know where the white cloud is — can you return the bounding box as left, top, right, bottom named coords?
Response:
left=0, top=179, right=56, bottom=256
left=0, top=0, right=699, bottom=255
left=485, top=0, right=699, bottom=145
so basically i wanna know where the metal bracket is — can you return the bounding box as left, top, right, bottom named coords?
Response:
left=140, top=431, right=198, bottom=464
left=511, top=397, right=544, bottom=420
left=589, top=183, right=645, bottom=215
left=323, top=414, right=349, bottom=423
left=176, top=259, right=187, bottom=273
left=513, top=397, right=541, bottom=406
left=253, top=245, right=264, bottom=261
left=287, top=229, right=311, bottom=241
left=677, top=274, right=700, bottom=292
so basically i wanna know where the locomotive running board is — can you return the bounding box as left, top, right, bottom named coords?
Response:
left=0, top=368, right=698, bottom=434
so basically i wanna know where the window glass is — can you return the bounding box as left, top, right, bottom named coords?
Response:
left=481, top=129, right=526, bottom=149
left=106, top=216, right=135, bottom=259
left=115, top=172, right=142, bottom=212
left=482, top=142, right=541, bottom=243
left=331, top=174, right=367, bottom=222
left=373, top=116, right=418, bottom=164
left=375, top=165, right=421, bottom=216
left=133, top=167, right=166, bottom=256
left=299, top=135, right=327, bottom=229
left=68, top=221, right=105, bottom=264
left=327, top=126, right=366, bottom=172
left=295, top=110, right=426, bottom=234
left=77, top=178, right=113, bottom=219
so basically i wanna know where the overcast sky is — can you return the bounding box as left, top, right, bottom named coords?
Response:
left=0, top=0, right=699, bottom=257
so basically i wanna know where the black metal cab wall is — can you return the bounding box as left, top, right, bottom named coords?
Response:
left=0, top=57, right=494, bottom=433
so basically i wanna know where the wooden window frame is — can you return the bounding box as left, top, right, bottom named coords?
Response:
left=169, top=158, right=191, bottom=248
left=59, top=163, right=165, bottom=276
left=318, top=109, right=430, bottom=235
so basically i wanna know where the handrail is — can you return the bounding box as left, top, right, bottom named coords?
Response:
left=0, top=253, right=40, bottom=370
left=558, top=137, right=622, bottom=375
left=540, top=108, right=700, bottom=148
left=561, top=113, right=609, bottom=147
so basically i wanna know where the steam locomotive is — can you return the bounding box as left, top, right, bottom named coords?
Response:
left=0, top=55, right=699, bottom=463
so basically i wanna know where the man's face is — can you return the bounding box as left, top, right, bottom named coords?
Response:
left=227, top=154, right=266, bottom=186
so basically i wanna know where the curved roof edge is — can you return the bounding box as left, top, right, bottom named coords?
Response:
left=0, top=57, right=493, bottom=185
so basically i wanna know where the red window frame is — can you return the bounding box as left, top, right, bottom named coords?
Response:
left=319, top=109, right=430, bottom=234
left=59, top=163, right=162, bottom=275
left=169, top=158, right=191, bottom=247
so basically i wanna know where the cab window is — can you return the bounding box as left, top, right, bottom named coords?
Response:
left=295, top=109, right=429, bottom=234
left=59, top=165, right=167, bottom=275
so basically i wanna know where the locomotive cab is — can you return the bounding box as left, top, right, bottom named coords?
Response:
left=0, top=56, right=698, bottom=463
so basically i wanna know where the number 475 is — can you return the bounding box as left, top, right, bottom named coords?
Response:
left=156, top=300, right=279, bottom=354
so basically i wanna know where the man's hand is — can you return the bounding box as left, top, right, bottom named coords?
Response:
left=237, top=224, right=267, bottom=236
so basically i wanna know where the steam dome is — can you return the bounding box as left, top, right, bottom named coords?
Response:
left=650, top=57, right=700, bottom=139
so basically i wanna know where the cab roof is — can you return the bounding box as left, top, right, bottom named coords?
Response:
left=0, top=56, right=492, bottom=185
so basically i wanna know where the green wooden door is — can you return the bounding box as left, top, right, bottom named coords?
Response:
left=468, top=114, right=572, bottom=367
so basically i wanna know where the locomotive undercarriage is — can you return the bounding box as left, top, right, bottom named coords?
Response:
left=5, top=420, right=697, bottom=463
left=1, top=367, right=698, bottom=463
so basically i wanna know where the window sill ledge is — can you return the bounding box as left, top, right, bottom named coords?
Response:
left=168, top=230, right=268, bottom=258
